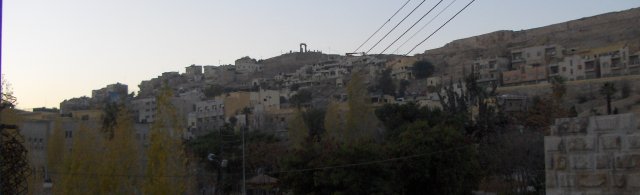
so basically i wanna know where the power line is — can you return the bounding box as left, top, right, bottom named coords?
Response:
left=365, top=0, right=428, bottom=54
left=268, top=144, right=475, bottom=174
left=44, top=144, right=476, bottom=178
left=378, top=0, right=445, bottom=54
left=404, top=0, right=476, bottom=56
left=353, top=0, right=412, bottom=53
left=392, top=0, right=459, bottom=54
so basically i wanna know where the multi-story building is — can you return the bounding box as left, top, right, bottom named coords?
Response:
left=235, top=56, right=263, bottom=73
left=472, top=57, right=509, bottom=86
left=191, top=97, right=225, bottom=136
left=629, top=51, right=640, bottom=74
left=60, top=96, right=92, bottom=115
left=203, top=65, right=236, bottom=85
left=185, top=64, right=203, bottom=82
left=502, top=65, right=547, bottom=86
left=91, top=83, right=128, bottom=104
left=550, top=54, right=586, bottom=81
left=131, top=97, right=156, bottom=123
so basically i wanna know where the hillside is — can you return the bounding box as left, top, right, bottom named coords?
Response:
left=417, top=7, right=640, bottom=76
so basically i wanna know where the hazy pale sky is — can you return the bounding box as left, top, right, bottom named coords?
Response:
left=3, top=0, right=640, bottom=109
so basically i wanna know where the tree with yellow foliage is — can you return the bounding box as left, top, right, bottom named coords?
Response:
left=287, top=109, right=309, bottom=150
left=46, top=119, right=67, bottom=194
left=144, top=85, right=194, bottom=194
left=99, top=106, right=140, bottom=194
left=345, top=73, right=380, bottom=142
left=60, top=122, right=103, bottom=194
left=323, top=101, right=344, bottom=144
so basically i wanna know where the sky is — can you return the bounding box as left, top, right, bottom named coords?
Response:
left=2, top=0, right=640, bottom=110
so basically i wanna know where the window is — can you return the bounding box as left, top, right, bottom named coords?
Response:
left=562, top=67, right=566, bottom=72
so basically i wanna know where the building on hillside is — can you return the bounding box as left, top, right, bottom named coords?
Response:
left=250, top=89, right=280, bottom=113
left=262, top=108, right=296, bottom=138
left=33, top=107, right=59, bottom=113
left=131, top=97, right=156, bottom=123
left=311, top=60, right=350, bottom=81
left=386, top=57, right=417, bottom=80
left=496, top=94, right=527, bottom=112
left=550, top=54, right=586, bottom=81
left=185, top=64, right=203, bottom=82
left=91, top=83, right=128, bottom=104
left=472, top=57, right=509, bottom=86
left=510, top=44, right=564, bottom=69
left=582, top=43, right=629, bottom=78
left=502, top=65, right=548, bottom=86
left=235, top=56, right=263, bottom=73
left=70, top=110, right=104, bottom=121
left=203, top=65, right=236, bottom=85
left=185, top=64, right=203, bottom=75
left=190, top=97, right=225, bottom=136
left=60, top=96, right=92, bottom=115
left=223, top=92, right=251, bottom=122
left=629, top=51, right=640, bottom=74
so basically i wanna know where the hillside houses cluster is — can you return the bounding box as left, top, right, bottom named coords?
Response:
left=47, top=42, right=640, bottom=143
left=470, top=43, right=640, bottom=86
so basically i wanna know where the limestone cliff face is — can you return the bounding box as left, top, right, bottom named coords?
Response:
left=418, top=7, right=640, bottom=76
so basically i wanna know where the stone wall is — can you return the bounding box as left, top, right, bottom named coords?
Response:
left=545, top=113, right=640, bottom=194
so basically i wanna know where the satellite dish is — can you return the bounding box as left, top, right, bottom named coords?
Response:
left=207, top=153, right=216, bottom=161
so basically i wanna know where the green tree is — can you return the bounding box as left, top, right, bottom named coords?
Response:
left=378, top=68, right=395, bottom=96
left=204, top=84, right=225, bottom=98
left=289, top=89, right=312, bottom=108
left=302, top=108, right=326, bottom=138
left=412, top=60, right=435, bottom=79
left=388, top=121, right=481, bottom=194
left=600, top=82, right=617, bottom=115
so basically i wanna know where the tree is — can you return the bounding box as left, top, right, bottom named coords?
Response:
left=378, top=68, right=395, bottom=96
left=388, top=121, right=481, bottom=194
left=61, top=123, right=103, bottom=194
left=144, top=85, right=194, bottom=194
left=398, top=79, right=410, bottom=97
left=289, top=89, right=312, bottom=108
left=99, top=106, right=140, bottom=194
left=345, top=73, right=380, bottom=142
left=550, top=76, right=567, bottom=102
left=1, top=74, right=17, bottom=109
left=204, top=84, right=225, bottom=98
left=323, top=101, right=344, bottom=143
left=101, top=102, right=120, bottom=139
left=302, top=108, right=326, bottom=138
left=46, top=119, right=66, bottom=194
left=600, top=82, right=617, bottom=115
left=375, top=102, right=443, bottom=139
left=287, top=109, right=309, bottom=150
left=1, top=76, right=30, bottom=195
left=412, top=60, right=435, bottom=79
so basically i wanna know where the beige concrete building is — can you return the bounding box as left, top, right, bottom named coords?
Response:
left=235, top=56, right=263, bottom=73
left=472, top=57, right=509, bottom=85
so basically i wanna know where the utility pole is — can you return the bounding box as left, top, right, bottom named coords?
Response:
left=215, top=128, right=223, bottom=195
left=241, top=121, right=246, bottom=195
